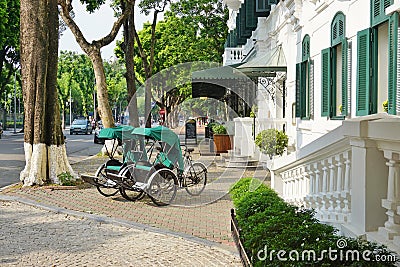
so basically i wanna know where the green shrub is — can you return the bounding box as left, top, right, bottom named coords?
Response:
left=58, top=172, right=76, bottom=186
left=255, top=129, right=288, bottom=159
left=212, top=124, right=227, bottom=134
left=230, top=178, right=265, bottom=206
left=229, top=179, right=398, bottom=266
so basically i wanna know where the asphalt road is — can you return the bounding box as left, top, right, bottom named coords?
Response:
left=0, top=130, right=102, bottom=188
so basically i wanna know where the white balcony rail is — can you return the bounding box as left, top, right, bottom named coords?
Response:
left=281, top=149, right=352, bottom=224
left=223, top=47, right=244, bottom=66
left=271, top=114, right=400, bottom=252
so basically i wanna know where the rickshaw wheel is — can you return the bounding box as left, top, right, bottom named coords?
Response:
left=95, top=164, right=119, bottom=197
left=147, top=169, right=178, bottom=206
left=120, top=187, right=145, bottom=201
left=184, top=162, right=207, bottom=196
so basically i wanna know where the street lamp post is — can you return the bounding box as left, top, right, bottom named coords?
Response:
left=93, top=90, right=96, bottom=122
left=69, top=88, right=72, bottom=125
left=13, top=71, right=16, bottom=134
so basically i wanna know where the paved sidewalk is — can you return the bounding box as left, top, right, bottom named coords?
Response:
left=0, top=201, right=241, bottom=266
left=0, top=140, right=269, bottom=266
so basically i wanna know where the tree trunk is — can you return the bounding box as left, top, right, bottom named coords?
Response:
left=123, top=5, right=139, bottom=127
left=89, top=49, right=114, bottom=128
left=59, top=0, right=134, bottom=129
left=145, top=81, right=152, bottom=128
left=20, top=0, right=75, bottom=186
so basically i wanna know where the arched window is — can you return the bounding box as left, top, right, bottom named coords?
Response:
left=356, top=0, right=398, bottom=115
left=295, top=35, right=313, bottom=119
left=321, top=12, right=349, bottom=118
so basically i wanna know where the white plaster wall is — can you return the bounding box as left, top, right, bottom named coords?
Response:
left=292, top=0, right=372, bottom=148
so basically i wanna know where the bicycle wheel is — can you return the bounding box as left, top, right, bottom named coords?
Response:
left=147, top=169, right=178, bottom=206
left=119, top=187, right=145, bottom=201
left=184, top=162, right=207, bottom=196
left=95, top=164, right=119, bottom=197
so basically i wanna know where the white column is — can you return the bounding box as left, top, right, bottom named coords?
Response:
left=320, top=160, right=329, bottom=218
left=334, top=153, right=345, bottom=216
left=327, top=157, right=337, bottom=219
left=302, top=166, right=310, bottom=207
left=312, top=162, right=322, bottom=219
left=342, top=151, right=351, bottom=220
left=305, top=164, right=315, bottom=209
left=380, top=151, right=400, bottom=240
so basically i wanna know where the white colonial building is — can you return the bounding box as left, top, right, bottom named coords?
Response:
left=222, top=0, right=400, bottom=253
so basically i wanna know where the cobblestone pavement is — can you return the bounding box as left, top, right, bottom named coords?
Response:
left=0, top=201, right=241, bottom=266
left=0, top=143, right=269, bottom=266
left=2, top=153, right=269, bottom=248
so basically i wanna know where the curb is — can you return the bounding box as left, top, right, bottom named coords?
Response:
left=0, top=194, right=239, bottom=257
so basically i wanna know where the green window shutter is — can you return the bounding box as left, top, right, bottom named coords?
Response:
left=341, top=39, right=348, bottom=116
left=388, top=12, right=399, bottom=115
left=301, top=62, right=308, bottom=117
left=371, top=0, right=393, bottom=27
left=302, top=35, right=310, bottom=62
left=309, top=60, right=314, bottom=118
left=331, top=12, right=346, bottom=46
left=295, top=63, right=302, bottom=117
left=356, top=28, right=372, bottom=116
left=321, top=48, right=331, bottom=117
left=245, top=0, right=258, bottom=29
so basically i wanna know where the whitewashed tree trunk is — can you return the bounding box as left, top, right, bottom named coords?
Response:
left=20, top=0, right=76, bottom=186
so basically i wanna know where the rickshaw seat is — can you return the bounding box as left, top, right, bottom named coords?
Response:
left=106, top=165, right=122, bottom=171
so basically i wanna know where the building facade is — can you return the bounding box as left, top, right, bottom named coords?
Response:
left=223, top=0, right=400, bottom=253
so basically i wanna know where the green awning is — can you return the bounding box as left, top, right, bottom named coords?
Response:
left=192, top=64, right=245, bottom=80
left=236, top=45, right=287, bottom=76
left=98, top=125, right=135, bottom=140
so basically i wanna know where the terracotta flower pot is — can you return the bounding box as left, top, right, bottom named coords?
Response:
left=213, top=134, right=232, bottom=153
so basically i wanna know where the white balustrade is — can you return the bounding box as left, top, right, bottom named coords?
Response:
left=223, top=47, right=244, bottom=65
left=279, top=150, right=352, bottom=224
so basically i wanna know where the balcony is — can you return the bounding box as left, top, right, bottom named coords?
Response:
left=223, top=47, right=244, bottom=66
left=270, top=114, right=400, bottom=253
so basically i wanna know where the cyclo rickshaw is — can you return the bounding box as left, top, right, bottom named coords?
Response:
left=82, top=126, right=207, bottom=206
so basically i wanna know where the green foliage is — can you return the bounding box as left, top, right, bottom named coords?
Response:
left=80, top=0, right=106, bottom=13
left=250, top=105, right=257, bottom=118
left=115, top=0, right=228, bottom=114
left=229, top=177, right=264, bottom=206
left=57, top=51, right=127, bottom=118
left=0, top=0, right=20, bottom=109
left=229, top=179, right=398, bottom=266
left=58, top=172, right=76, bottom=186
left=211, top=124, right=226, bottom=134
left=383, top=100, right=388, bottom=112
left=255, top=129, right=288, bottom=159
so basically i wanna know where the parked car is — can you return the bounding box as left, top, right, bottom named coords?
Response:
left=70, top=119, right=93, bottom=135
left=94, top=121, right=105, bottom=144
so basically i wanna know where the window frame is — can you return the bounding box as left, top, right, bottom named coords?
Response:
left=296, top=35, right=312, bottom=120
left=321, top=12, right=348, bottom=119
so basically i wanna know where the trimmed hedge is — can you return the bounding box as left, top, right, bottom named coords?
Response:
left=230, top=178, right=398, bottom=266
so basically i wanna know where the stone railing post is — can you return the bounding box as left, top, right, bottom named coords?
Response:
left=379, top=151, right=400, bottom=240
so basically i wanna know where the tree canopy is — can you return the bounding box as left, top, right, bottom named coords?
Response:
left=0, top=0, right=20, bottom=111
left=116, top=0, right=228, bottom=126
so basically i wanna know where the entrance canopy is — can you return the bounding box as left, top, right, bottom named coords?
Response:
left=236, top=45, right=287, bottom=77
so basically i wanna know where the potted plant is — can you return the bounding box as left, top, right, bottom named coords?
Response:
left=255, top=129, right=288, bottom=159
left=382, top=100, right=388, bottom=113
left=212, top=124, right=232, bottom=153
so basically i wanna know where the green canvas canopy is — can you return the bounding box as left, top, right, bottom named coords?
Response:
left=98, top=125, right=136, bottom=140
left=131, top=126, right=184, bottom=171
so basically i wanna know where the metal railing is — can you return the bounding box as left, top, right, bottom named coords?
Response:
left=231, top=209, right=252, bottom=267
